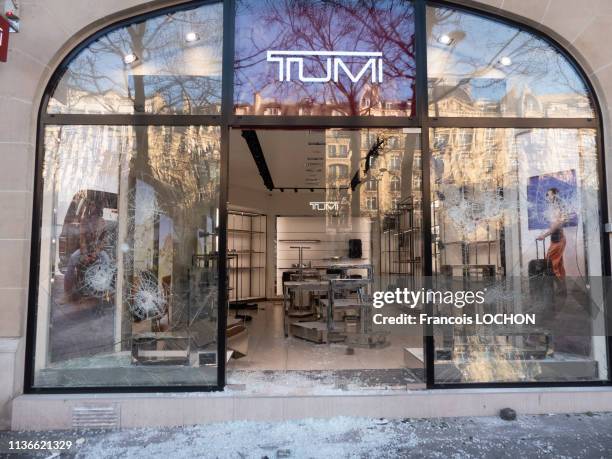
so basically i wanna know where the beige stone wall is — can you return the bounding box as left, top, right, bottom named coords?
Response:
left=0, top=0, right=191, bottom=430
left=0, top=0, right=611, bottom=429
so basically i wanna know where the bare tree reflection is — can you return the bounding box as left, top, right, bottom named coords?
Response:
left=49, top=5, right=223, bottom=115
left=427, top=7, right=594, bottom=117
left=234, top=0, right=416, bottom=116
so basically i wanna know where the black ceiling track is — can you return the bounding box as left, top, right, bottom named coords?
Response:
left=241, top=129, right=274, bottom=191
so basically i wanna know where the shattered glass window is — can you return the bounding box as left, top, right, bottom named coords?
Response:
left=430, top=128, right=607, bottom=383
left=34, top=125, right=221, bottom=387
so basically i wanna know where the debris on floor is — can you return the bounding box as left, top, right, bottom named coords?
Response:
left=225, top=368, right=423, bottom=395
left=2, top=412, right=612, bottom=458
left=499, top=407, right=517, bottom=421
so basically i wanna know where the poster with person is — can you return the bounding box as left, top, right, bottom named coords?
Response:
left=527, top=169, right=578, bottom=230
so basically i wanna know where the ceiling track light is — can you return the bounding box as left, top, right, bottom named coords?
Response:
left=438, top=30, right=465, bottom=46
left=185, top=31, right=200, bottom=43
left=438, top=34, right=453, bottom=45
left=123, top=53, right=138, bottom=65
left=241, top=130, right=274, bottom=191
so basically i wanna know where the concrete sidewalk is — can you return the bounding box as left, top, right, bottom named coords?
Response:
left=1, top=412, right=611, bottom=458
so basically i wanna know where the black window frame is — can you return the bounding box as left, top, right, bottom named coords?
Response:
left=25, top=0, right=611, bottom=394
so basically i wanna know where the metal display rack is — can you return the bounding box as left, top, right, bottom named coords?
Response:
left=381, top=198, right=422, bottom=291
left=227, top=211, right=267, bottom=303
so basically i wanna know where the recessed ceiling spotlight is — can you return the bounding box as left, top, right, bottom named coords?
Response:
left=123, top=53, right=138, bottom=65
left=185, top=31, right=200, bottom=43
left=438, top=34, right=453, bottom=45
left=499, top=56, right=512, bottom=66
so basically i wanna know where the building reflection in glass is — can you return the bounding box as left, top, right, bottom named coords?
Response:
left=427, top=6, right=595, bottom=118
left=234, top=0, right=416, bottom=116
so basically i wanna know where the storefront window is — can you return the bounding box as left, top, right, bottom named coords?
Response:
left=31, top=0, right=608, bottom=392
left=426, top=6, right=595, bottom=118
left=47, top=3, right=223, bottom=115
left=33, top=125, right=221, bottom=388
left=234, top=0, right=416, bottom=116
left=430, top=128, right=606, bottom=383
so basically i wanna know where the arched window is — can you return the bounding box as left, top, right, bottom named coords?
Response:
left=48, top=4, right=222, bottom=114
left=32, top=2, right=223, bottom=390
left=427, top=5, right=594, bottom=118
left=426, top=4, right=606, bottom=385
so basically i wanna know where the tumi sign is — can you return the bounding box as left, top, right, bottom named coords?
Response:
left=267, top=50, right=384, bottom=84
left=309, top=201, right=340, bottom=211
left=0, top=16, right=8, bottom=62
left=235, top=1, right=414, bottom=115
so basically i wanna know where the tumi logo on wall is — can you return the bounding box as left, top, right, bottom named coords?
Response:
left=267, top=50, right=383, bottom=83
left=309, top=201, right=340, bottom=211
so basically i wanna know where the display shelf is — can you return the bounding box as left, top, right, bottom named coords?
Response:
left=228, top=211, right=267, bottom=303
left=381, top=198, right=422, bottom=287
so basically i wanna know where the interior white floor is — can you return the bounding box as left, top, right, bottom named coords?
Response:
left=227, top=301, right=420, bottom=371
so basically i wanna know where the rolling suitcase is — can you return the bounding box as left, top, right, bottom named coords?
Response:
left=348, top=239, right=362, bottom=259
left=528, top=239, right=550, bottom=277
left=528, top=240, right=553, bottom=311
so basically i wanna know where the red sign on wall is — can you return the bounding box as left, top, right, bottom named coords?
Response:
left=0, top=16, right=9, bottom=62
